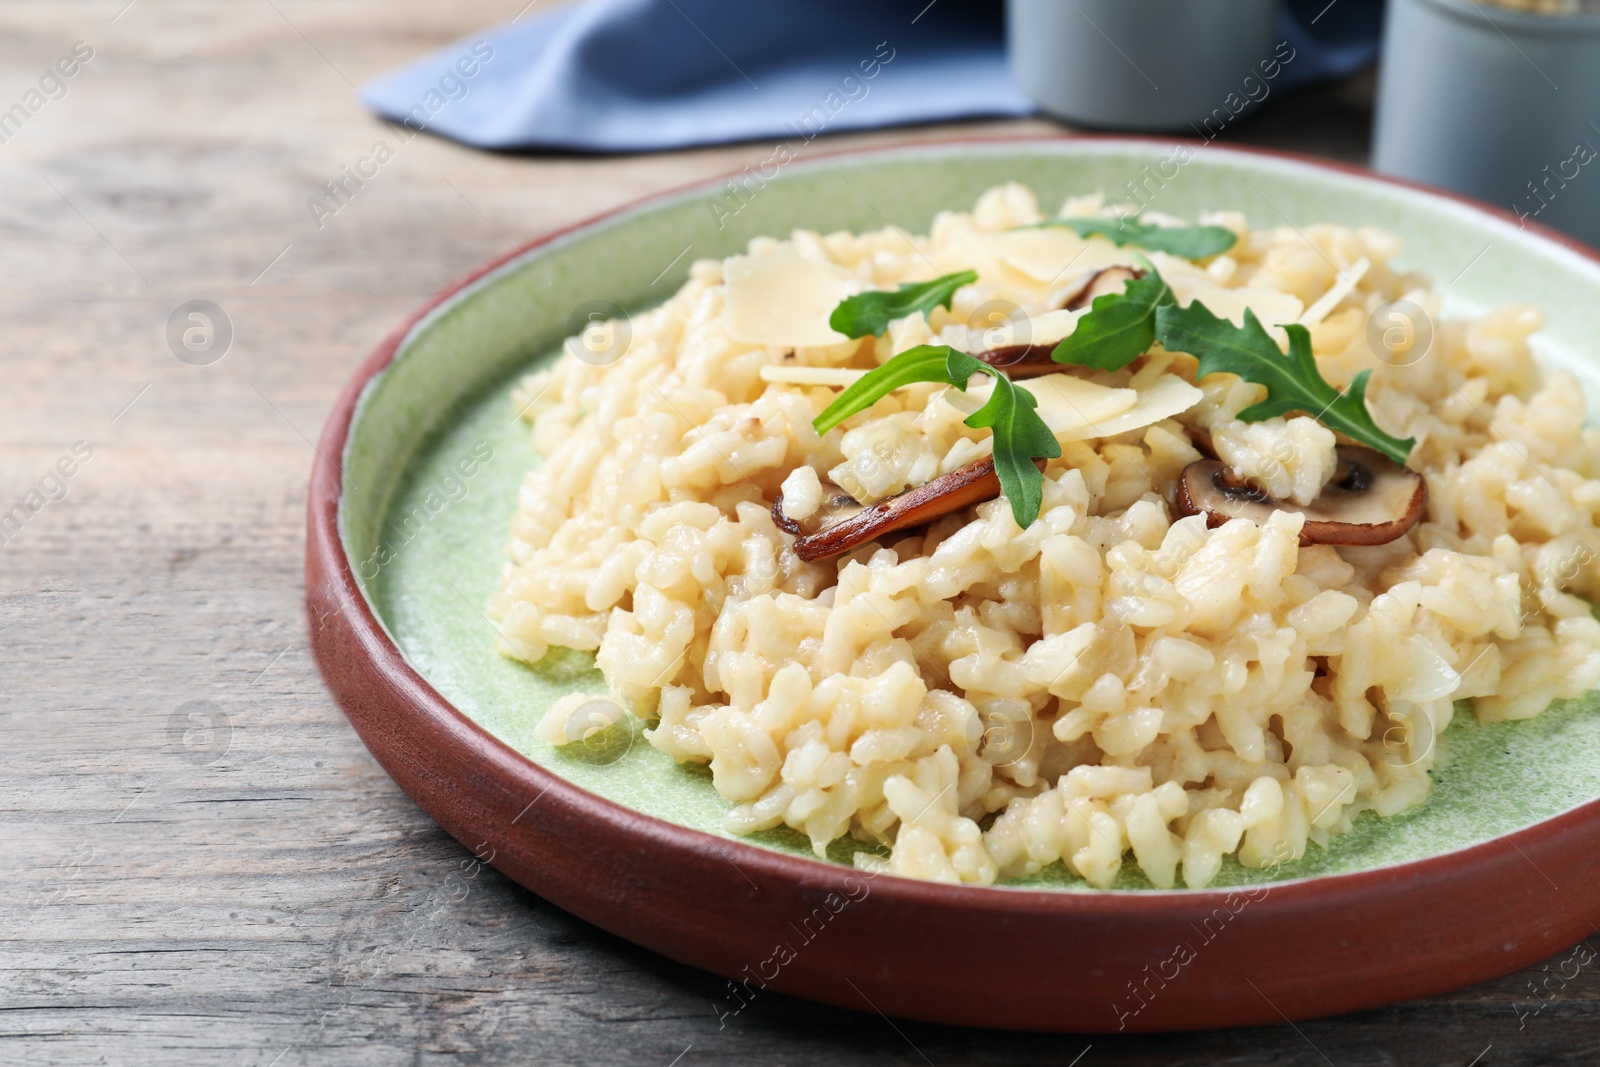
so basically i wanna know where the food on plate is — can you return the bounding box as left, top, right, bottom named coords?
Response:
left=488, top=183, right=1600, bottom=888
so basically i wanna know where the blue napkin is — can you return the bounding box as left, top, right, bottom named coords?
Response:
left=360, top=0, right=1384, bottom=154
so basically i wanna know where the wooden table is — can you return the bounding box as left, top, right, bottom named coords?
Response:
left=2, top=3, right=1588, bottom=1064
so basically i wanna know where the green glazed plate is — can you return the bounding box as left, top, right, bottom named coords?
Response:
left=341, top=138, right=1600, bottom=892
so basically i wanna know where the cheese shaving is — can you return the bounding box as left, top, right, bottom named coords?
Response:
left=1056, top=374, right=1203, bottom=442
left=1298, top=257, right=1371, bottom=328
left=759, top=365, right=869, bottom=387
left=724, top=249, right=860, bottom=348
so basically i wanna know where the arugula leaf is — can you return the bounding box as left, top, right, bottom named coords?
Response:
left=947, top=351, right=1061, bottom=527
left=1038, top=216, right=1237, bottom=260
left=1154, top=301, right=1416, bottom=464
left=1050, top=268, right=1174, bottom=371
left=810, top=344, right=1060, bottom=527
left=829, top=270, right=977, bottom=338
left=811, top=345, right=955, bottom=435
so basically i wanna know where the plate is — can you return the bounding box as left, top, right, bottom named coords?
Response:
left=307, top=137, right=1600, bottom=1031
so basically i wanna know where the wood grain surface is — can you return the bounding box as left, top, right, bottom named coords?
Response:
left=2, top=3, right=1593, bottom=1064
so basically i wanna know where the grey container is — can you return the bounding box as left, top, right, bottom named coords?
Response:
left=1372, top=0, right=1600, bottom=249
left=1006, top=0, right=1284, bottom=133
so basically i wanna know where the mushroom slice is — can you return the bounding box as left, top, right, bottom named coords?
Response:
left=771, top=480, right=869, bottom=539
left=1184, top=425, right=1219, bottom=460
left=968, top=343, right=1068, bottom=379
left=1061, top=266, right=1143, bottom=312
left=773, top=457, right=1034, bottom=562
left=1174, top=444, right=1427, bottom=547
left=968, top=267, right=1147, bottom=377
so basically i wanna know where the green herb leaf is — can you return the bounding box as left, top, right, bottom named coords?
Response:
left=946, top=351, right=1061, bottom=528
left=1038, top=216, right=1237, bottom=260
left=1154, top=301, right=1416, bottom=464
left=1050, top=268, right=1174, bottom=371
left=809, top=344, right=1060, bottom=527
left=828, top=270, right=978, bottom=339
left=811, top=345, right=955, bottom=435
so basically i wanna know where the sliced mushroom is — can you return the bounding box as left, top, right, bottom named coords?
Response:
left=1184, top=425, right=1219, bottom=460
left=969, top=267, right=1147, bottom=377
left=1174, top=444, right=1427, bottom=547
left=968, top=343, right=1068, bottom=379
left=1062, top=266, right=1142, bottom=312
left=771, top=481, right=869, bottom=539
left=773, top=457, right=1041, bottom=562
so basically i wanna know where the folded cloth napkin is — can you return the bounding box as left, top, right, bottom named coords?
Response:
left=360, top=0, right=1385, bottom=154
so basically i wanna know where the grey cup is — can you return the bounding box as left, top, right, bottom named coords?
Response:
left=1372, top=0, right=1600, bottom=249
left=1006, top=0, right=1283, bottom=133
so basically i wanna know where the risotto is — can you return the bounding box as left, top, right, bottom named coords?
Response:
left=488, top=183, right=1600, bottom=889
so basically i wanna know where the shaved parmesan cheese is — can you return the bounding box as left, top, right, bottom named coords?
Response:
left=724, top=249, right=860, bottom=348
left=950, top=372, right=1138, bottom=437
left=1298, top=257, right=1370, bottom=328
left=967, top=307, right=1087, bottom=351
left=1057, top=374, right=1202, bottom=442
left=1164, top=270, right=1304, bottom=331
left=992, top=228, right=1136, bottom=285
left=1031, top=374, right=1140, bottom=434
left=1148, top=252, right=1216, bottom=286
left=759, top=365, right=868, bottom=387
